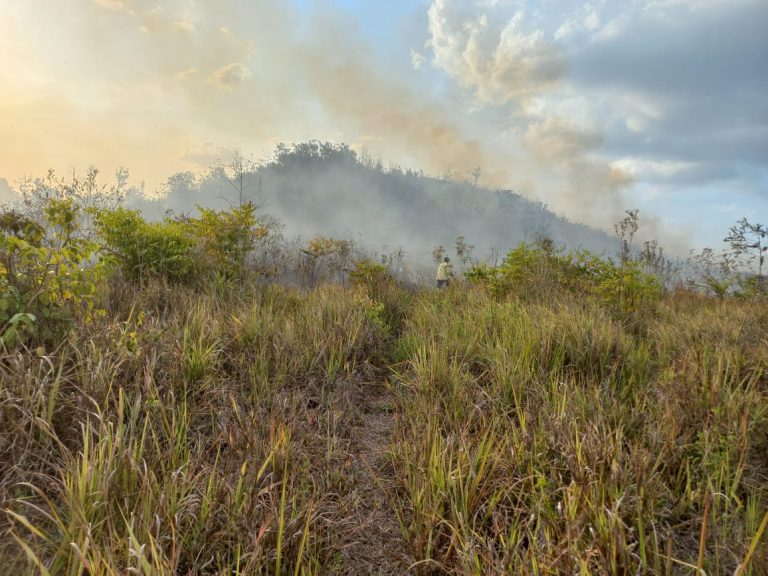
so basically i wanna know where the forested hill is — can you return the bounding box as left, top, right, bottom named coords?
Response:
left=132, top=142, right=618, bottom=264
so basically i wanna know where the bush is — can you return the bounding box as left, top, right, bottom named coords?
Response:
left=349, top=259, right=390, bottom=288
left=92, top=203, right=272, bottom=284
left=465, top=241, right=571, bottom=298
left=570, top=250, right=662, bottom=317
left=182, top=202, right=267, bottom=278
left=92, top=207, right=195, bottom=283
left=466, top=242, right=662, bottom=320
left=0, top=200, right=102, bottom=346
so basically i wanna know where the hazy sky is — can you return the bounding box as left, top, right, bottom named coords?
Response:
left=1, top=0, right=766, bottom=249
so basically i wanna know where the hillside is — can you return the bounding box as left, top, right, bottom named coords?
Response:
left=130, top=142, right=619, bottom=266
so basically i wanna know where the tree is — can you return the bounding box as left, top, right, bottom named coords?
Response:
left=468, top=167, right=481, bottom=188
left=219, top=152, right=262, bottom=208
left=689, top=247, right=737, bottom=299
left=724, top=218, right=767, bottom=281
left=455, top=235, right=475, bottom=269
left=18, top=167, right=126, bottom=239
left=432, top=245, right=446, bottom=264
left=639, top=239, right=677, bottom=288
left=614, top=209, right=639, bottom=266
left=300, top=236, right=352, bottom=286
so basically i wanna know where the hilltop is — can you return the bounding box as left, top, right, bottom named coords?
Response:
left=130, top=142, right=619, bottom=266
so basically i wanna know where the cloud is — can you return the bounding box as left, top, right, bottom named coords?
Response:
left=175, top=67, right=198, bottom=81
left=174, top=19, right=196, bottom=33
left=642, top=0, right=746, bottom=13
left=410, top=49, right=426, bottom=70
left=3, top=0, right=765, bottom=250
left=211, top=62, right=250, bottom=89
left=427, top=0, right=565, bottom=105
left=423, top=0, right=632, bottom=225
left=554, top=5, right=601, bottom=41
left=567, top=0, right=768, bottom=178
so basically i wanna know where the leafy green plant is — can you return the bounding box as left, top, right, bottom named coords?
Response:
left=571, top=250, right=662, bottom=317
left=0, top=201, right=102, bottom=346
left=93, top=203, right=273, bottom=284
left=92, top=207, right=195, bottom=283
left=349, top=259, right=390, bottom=288
left=465, top=241, right=661, bottom=320
left=182, top=202, right=267, bottom=278
left=725, top=218, right=767, bottom=282
left=300, top=236, right=353, bottom=286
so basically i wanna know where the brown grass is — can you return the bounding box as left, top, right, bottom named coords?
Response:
left=1, top=278, right=766, bottom=575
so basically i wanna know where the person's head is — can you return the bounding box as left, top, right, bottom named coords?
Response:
left=443, top=256, right=450, bottom=263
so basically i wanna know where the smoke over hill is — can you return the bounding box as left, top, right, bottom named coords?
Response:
left=129, top=142, right=618, bottom=267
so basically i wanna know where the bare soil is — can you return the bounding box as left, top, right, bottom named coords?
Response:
left=336, top=381, right=411, bottom=575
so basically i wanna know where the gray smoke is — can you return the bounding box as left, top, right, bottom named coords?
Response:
left=127, top=143, right=619, bottom=270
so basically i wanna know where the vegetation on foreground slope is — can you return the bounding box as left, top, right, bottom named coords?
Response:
left=1, top=194, right=767, bottom=574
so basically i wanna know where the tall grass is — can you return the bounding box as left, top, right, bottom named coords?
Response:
left=2, top=277, right=766, bottom=574
left=2, top=280, right=389, bottom=574
left=391, top=287, right=768, bottom=574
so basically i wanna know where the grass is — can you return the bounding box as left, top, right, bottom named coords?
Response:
left=390, top=287, right=768, bottom=574
left=1, top=277, right=767, bottom=574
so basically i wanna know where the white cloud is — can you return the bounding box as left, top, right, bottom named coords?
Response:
left=643, top=0, right=742, bottom=13
left=614, top=93, right=663, bottom=133
left=410, top=49, right=426, bottom=70
left=584, top=10, right=601, bottom=32
left=421, top=0, right=637, bottom=225
left=613, top=157, right=697, bottom=178
left=592, top=15, right=627, bottom=41
left=555, top=5, right=602, bottom=40
left=554, top=18, right=577, bottom=41
left=211, top=63, right=250, bottom=89
left=426, top=0, right=564, bottom=105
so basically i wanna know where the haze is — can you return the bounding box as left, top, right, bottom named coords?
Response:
left=1, top=0, right=766, bottom=250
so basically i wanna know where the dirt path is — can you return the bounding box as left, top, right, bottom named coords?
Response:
left=337, top=381, right=411, bottom=575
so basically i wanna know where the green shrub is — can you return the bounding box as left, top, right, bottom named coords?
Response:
left=570, top=250, right=662, bottom=317
left=349, top=259, right=390, bottom=288
left=465, top=241, right=572, bottom=297
left=93, top=203, right=272, bottom=284
left=349, top=259, right=414, bottom=335
left=0, top=200, right=101, bottom=346
left=181, top=202, right=267, bottom=278
left=93, top=207, right=195, bottom=283
left=466, top=242, right=662, bottom=320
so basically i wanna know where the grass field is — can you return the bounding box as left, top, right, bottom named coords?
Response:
left=1, top=271, right=766, bottom=575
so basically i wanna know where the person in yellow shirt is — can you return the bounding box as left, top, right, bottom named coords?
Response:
left=435, top=256, right=454, bottom=289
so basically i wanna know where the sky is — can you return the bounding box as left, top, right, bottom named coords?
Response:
left=0, top=0, right=766, bottom=251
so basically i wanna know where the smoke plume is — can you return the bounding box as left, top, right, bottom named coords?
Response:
left=1, top=0, right=636, bottom=235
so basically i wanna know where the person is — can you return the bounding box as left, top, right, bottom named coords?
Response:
left=435, top=256, right=454, bottom=289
